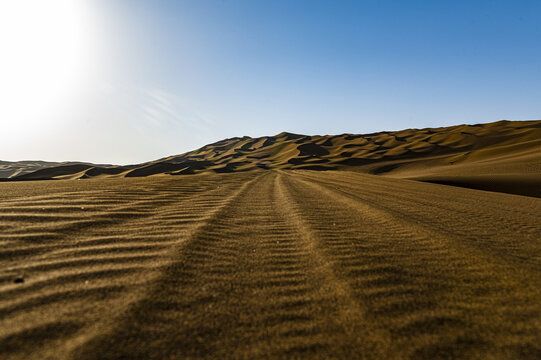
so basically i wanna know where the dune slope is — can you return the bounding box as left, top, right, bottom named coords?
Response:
left=0, top=161, right=110, bottom=179
left=1, top=171, right=540, bottom=359
left=7, top=120, right=540, bottom=197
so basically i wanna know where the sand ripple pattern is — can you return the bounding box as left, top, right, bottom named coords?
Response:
left=0, top=171, right=540, bottom=359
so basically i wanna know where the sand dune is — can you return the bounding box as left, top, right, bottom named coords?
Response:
left=1, top=119, right=539, bottom=358
left=4, top=120, right=540, bottom=197
left=1, top=171, right=540, bottom=359
left=0, top=161, right=110, bottom=179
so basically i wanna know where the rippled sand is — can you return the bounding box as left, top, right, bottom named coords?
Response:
left=1, top=171, right=540, bottom=359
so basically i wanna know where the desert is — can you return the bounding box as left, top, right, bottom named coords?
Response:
left=2, top=1, right=540, bottom=358
left=1, top=120, right=540, bottom=359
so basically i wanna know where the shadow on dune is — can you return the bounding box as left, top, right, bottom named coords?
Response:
left=14, top=164, right=94, bottom=180
left=126, top=161, right=212, bottom=177
left=416, top=175, right=541, bottom=198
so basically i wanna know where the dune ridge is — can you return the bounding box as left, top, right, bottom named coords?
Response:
left=4, top=120, right=540, bottom=197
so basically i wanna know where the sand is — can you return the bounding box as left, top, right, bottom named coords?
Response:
left=7, top=120, right=541, bottom=199
left=1, top=170, right=540, bottom=359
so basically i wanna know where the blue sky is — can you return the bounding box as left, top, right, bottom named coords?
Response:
left=1, top=0, right=540, bottom=164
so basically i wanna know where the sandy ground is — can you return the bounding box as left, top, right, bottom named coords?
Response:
left=0, top=171, right=540, bottom=359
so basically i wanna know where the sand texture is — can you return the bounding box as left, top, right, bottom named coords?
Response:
left=1, top=170, right=540, bottom=359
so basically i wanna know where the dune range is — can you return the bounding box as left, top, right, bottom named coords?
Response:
left=1, top=120, right=540, bottom=359
left=5, top=119, right=541, bottom=197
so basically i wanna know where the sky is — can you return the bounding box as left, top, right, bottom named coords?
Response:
left=1, top=0, right=540, bottom=164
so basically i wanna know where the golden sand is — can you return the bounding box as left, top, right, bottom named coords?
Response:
left=1, top=171, right=540, bottom=359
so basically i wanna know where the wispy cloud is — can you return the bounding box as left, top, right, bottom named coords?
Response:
left=47, top=81, right=219, bottom=164
left=140, top=88, right=214, bottom=136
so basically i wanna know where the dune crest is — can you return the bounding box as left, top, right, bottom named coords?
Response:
left=4, top=120, right=540, bottom=197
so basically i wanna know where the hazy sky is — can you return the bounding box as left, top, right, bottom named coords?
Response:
left=1, top=0, right=540, bottom=164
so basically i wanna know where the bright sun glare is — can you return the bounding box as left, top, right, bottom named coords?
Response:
left=0, top=0, right=92, bottom=134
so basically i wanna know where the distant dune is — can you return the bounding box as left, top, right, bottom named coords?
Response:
left=3, top=120, right=540, bottom=197
left=0, top=161, right=115, bottom=180
left=0, top=161, right=88, bottom=179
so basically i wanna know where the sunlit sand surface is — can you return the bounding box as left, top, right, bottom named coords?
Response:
left=1, top=170, right=540, bottom=359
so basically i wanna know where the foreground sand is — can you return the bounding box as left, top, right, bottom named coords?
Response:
left=0, top=171, right=540, bottom=359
